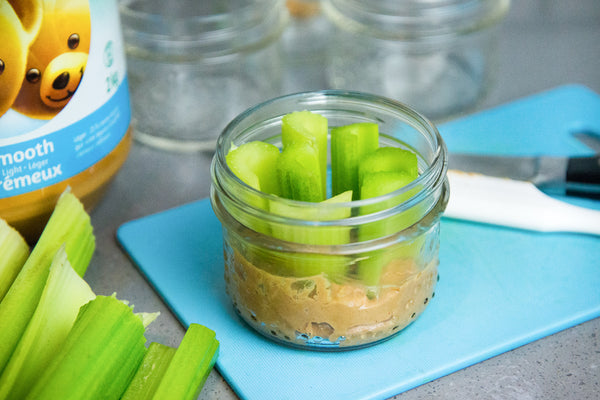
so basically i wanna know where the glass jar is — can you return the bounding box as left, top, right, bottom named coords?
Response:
left=322, top=0, right=511, bottom=121
left=210, top=91, right=448, bottom=350
left=119, top=0, right=288, bottom=152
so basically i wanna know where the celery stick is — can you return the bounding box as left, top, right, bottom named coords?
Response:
left=276, top=143, right=325, bottom=202
left=152, top=323, right=219, bottom=400
left=0, top=219, right=29, bottom=302
left=281, top=110, right=328, bottom=197
left=358, top=147, right=418, bottom=192
left=267, top=190, right=353, bottom=280
left=330, top=122, right=379, bottom=199
left=25, top=295, right=148, bottom=400
left=0, top=189, right=95, bottom=374
left=120, top=342, right=176, bottom=400
left=226, top=141, right=281, bottom=195
left=0, top=246, right=95, bottom=400
left=358, top=171, right=420, bottom=290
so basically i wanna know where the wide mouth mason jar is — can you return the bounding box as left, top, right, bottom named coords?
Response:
left=322, top=0, right=511, bottom=121
left=210, top=91, right=449, bottom=350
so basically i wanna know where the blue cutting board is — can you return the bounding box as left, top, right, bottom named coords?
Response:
left=117, top=85, right=600, bottom=400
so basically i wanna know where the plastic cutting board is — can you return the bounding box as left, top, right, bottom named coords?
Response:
left=117, top=85, right=600, bottom=400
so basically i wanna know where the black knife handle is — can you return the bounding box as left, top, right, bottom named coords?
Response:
left=567, top=155, right=600, bottom=184
left=566, top=155, right=600, bottom=199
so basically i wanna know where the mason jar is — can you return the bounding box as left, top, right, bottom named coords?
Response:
left=119, top=0, right=288, bottom=151
left=322, top=0, right=511, bottom=120
left=210, top=91, right=449, bottom=350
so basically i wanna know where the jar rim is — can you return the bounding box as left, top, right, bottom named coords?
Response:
left=119, top=0, right=288, bottom=60
left=322, top=0, right=511, bottom=40
left=212, top=90, right=448, bottom=236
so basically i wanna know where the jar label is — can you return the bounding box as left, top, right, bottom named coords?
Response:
left=0, top=0, right=130, bottom=198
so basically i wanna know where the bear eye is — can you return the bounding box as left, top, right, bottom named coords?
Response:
left=26, top=68, right=41, bottom=83
left=68, top=34, right=80, bottom=50
left=0, top=60, right=4, bottom=75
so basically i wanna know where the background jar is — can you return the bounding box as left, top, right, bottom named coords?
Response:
left=322, top=0, right=511, bottom=121
left=119, top=0, right=287, bottom=152
left=210, top=91, right=449, bottom=350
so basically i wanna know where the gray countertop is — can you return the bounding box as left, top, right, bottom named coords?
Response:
left=87, top=1, right=599, bottom=399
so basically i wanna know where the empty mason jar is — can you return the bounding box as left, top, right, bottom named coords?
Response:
left=322, top=0, right=511, bottom=120
left=119, top=0, right=288, bottom=151
left=210, top=91, right=449, bottom=350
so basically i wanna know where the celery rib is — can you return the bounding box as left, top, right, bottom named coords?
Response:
left=0, top=190, right=95, bottom=375
left=0, top=219, right=29, bottom=302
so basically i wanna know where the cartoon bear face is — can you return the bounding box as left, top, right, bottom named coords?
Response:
left=11, top=0, right=91, bottom=120
left=0, top=0, right=42, bottom=117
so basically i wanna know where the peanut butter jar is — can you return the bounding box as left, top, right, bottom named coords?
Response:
left=0, top=0, right=131, bottom=242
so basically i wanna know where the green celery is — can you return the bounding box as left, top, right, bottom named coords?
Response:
left=0, top=246, right=95, bottom=400
left=276, top=143, right=325, bottom=202
left=330, top=122, right=379, bottom=199
left=151, top=323, right=219, bottom=400
left=25, top=295, right=149, bottom=400
left=225, top=141, right=281, bottom=235
left=120, top=342, right=176, bottom=400
left=0, top=189, right=95, bottom=374
left=281, top=110, right=328, bottom=198
left=358, top=147, right=418, bottom=192
left=226, top=141, right=281, bottom=196
left=0, top=219, right=29, bottom=302
left=267, top=190, right=353, bottom=280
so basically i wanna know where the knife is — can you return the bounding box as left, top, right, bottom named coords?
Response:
left=448, top=153, right=600, bottom=199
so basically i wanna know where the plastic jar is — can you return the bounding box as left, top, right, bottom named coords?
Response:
left=0, top=0, right=131, bottom=242
left=322, top=0, right=511, bottom=120
left=120, top=0, right=288, bottom=152
left=210, top=91, right=449, bottom=350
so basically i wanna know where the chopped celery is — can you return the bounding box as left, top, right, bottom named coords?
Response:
left=0, top=246, right=95, bottom=400
left=0, top=189, right=95, bottom=374
left=226, top=141, right=281, bottom=195
left=267, top=190, right=353, bottom=280
left=120, top=342, right=177, bottom=400
left=151, top=323, right=219, bottom=400
left=358, top=171, right=421, bottom=290
left=281, top=110, right=328, bottom=197
left=0, top=219, right=29, bottom=302
left=330, top=122, right=379, bottom=199
left=358, top=147, right=418, bottom=194
left=25, top=295, right=148, bottom=400
left=276, top=143, right=325, bottom=202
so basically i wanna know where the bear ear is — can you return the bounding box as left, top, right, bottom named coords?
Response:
left=7, top=0, right=43, bottom=46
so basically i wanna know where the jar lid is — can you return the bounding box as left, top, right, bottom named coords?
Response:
left=120, top=0, right=288, bottom=61
left=322, top=0, right=511, bottom=40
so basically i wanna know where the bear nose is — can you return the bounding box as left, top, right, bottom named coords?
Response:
left=53, top=72, right=70, bottom=90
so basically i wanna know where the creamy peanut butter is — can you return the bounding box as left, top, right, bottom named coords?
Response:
left=225, top=248, right=438, bottom=348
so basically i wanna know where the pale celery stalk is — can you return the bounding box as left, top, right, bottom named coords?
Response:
left=151, top=323, right=219, bottom=400
left=0, top=189, right=95, bottom=374
left=330, top=122, right=379, bottom=199
left=0, top=219, right=29, bottom=302
left=281, top=110, right=328, bottom=198
left=0, top=246, right=95, bottom=400
left=268, top=190, right=353, bottom=280
left=120, top=342, right=176, bottom=400
left=24, top=295, right=149, bottom=400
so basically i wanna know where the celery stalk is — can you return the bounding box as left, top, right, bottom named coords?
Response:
left=0, top=189, right=95, bottom=374
left=276, top=143, right=325, bottom=202
left=24, top=295, right=148, bottom=400
left=330, top=122, right=379, bottom=199
left=281, top=110, right=328, bottom=197
left=226, top=141, right=281, bottom=196
left=152, top=323, right=219, bottom=400
left=0, top=246, right=95, bottom=400
left=358, top=147, right=418, bottom=191
left=0, top=219, right=29, bottom=302
left=120, top=342, right=176, bottom=400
